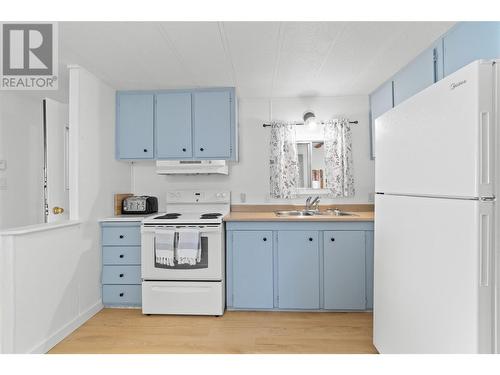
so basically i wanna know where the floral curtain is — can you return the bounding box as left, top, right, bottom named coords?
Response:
left=269, top=121, right=299, bottom=199
left=324, top=118, right=355, bottom=197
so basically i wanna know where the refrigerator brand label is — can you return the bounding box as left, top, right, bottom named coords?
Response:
left=450, top=80, right=467, bottom=90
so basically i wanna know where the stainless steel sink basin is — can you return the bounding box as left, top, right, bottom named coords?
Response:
left=274, top=210, right=314, bottom=217
left=321, top=209, right=358, bottom=216
left=274, top=209, right=357, bottom=217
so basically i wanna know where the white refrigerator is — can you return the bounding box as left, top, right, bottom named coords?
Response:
left=374, top=60, right=498, bottom=353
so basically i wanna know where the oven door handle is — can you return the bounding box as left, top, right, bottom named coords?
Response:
left=142, top=226, right=221, bottom=234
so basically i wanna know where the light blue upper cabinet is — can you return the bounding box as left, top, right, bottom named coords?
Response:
left=277, top=231, right=320, bottom=309
left=393, top=41, right=442, bottom=106
left=323, top=231, right=366, bottom=310
left=193, top=89, right=234, bottom=159
left=156, top=92, right=193, bottom=159
left=116, top=93, right=154, bottom=159
left=443, top=22, right=500, bottom=77
left=369, top=80, right=393, bottom=158
left=231, top=231, right=274, bottom=309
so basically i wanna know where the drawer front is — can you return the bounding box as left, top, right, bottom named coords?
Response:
left=103, top=246, right=141, bottom=265
left=102, top=225, right=141, bottom=246
left=103, top=284, right=142, bottom=306
left=102, top=265, right=141, bottom=284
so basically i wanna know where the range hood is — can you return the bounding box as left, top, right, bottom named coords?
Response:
left=156, top=160, right=229, bottom=175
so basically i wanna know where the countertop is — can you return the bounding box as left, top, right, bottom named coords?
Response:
left=98, top=214, right=157, bottom=222
left=223, top=211, right=374, bottom=222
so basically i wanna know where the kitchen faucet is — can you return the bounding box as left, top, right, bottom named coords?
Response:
left=305, top=196, right=320, bottom=212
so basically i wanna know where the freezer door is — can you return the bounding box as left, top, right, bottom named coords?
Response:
left=374, top=194, right=494, bottom=353
left=375, top=60, right=495, bottom=198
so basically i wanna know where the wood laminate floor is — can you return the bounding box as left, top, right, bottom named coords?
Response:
left=49, top=309, right=377, bottom=354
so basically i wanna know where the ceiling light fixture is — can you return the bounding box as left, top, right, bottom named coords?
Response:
left=303, top=111, right=317, bottom=128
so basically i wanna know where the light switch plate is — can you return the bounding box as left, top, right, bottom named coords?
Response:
left=0, top=160, right=6, bottom=171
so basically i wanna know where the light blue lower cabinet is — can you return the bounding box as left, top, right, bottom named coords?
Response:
left=102, top=285, right=142, bottom=306
left=101, top=221, right=142, bottom=307
left=226, top=221, right=374, bottom=311
left=277, top=231, right=320, bottom=309
left=323, top=231, right=366, bottom=310
left=231, top=231, right=274, bottom=309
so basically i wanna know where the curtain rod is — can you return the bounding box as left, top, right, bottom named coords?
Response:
left=262, top=120, right=358, bottom=127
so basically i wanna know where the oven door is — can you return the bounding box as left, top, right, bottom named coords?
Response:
left=141, top=224, right=223, bottom=281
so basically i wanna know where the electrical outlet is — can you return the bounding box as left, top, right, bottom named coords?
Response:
left=368, top=192, right=375, bottom=202
left=240, top=192, right=246, bottom=203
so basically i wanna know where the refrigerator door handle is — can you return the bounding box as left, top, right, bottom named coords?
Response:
left=479, top=111, right=492, bottom=186
left=479, top=213, right=491, bottom=287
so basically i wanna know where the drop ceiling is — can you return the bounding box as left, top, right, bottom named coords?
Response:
left=60, top=21, right=455, bottom=98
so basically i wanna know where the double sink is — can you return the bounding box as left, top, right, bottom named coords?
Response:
left=275, top=208, right=357, bottom=217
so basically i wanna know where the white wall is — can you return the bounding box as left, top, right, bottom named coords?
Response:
left=0, top=66, right=130, bottom=353
left=69, top=66, right=131, bottom=320
left=132, top=96, right=374, bottom=208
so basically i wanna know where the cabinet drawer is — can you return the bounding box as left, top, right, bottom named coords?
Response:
left=103, top=284, right=142, bottom=306
left=102, top=265, right=141, bottom=284
left=102, top=225, right=141, bottom=246
left=103, top=246, right=141, bottom=265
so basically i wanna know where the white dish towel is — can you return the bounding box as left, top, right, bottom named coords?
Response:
left=176, top=229, right=201, bottom=265
left=155, top=230, right=176, bottom=266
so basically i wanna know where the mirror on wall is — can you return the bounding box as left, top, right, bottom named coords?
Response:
left=296, top=141, right=327, bottom=191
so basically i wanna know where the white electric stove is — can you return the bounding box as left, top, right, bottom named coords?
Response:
left=141, top=190, right=230, bottom=316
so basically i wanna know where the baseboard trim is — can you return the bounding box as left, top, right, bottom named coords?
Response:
left=29, top=301, right=103, bottom=354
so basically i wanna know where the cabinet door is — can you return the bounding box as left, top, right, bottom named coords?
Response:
left=365, top=231, right=374, bottom=310
left=231, top=231, right=274, bottom=309
left=393, top=42, right=440, bottom=106
left=193, top=90, right=232, bottom=159
left=369, top=80, right=393, bottom=158
left=156, top=92, right=193, bottom=159
left=116, top=93, right=154, bottom=159
left=323, top=231, right=366, bottom=310
left=443, top=22, right=500, bottom=77
left=277, top=231, right=320, bottom=309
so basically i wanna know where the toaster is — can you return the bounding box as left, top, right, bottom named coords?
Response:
left=122, top=196, right=158, bottom=215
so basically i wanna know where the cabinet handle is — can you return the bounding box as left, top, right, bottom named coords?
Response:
left=263, top=237, right=267, bottom=241
left=309, top=237, right=313, bottom=242
left=143, top=149, right=148, bottom=153
left=119, top=254, right=124, bottom=258
left=331, top=238, right=335, bottom=242
left=119, top=292, right=124, bottom=297
left=200, top=147, right=204, bottom=152
left=119, top=235, right=124, bottom=239
left=182, top=148, right=186, bottom=152
left=119, top=273, right=124, bottom=278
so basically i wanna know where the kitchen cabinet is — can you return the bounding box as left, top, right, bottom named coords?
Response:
left=323, top=231, right=366, bottom=310
left=101, top=221, right=142, bottom=307
left=443, top=22, right=500, bottom=77
left=193, top=90, right=233, bottom=159
left=365, top=231, right=374, bottom=309
left=369, top=80, right=393, bottom=158
left=277, top=231, right=320, bottom=309
left=116, top=92, right=154, bottom=159
left=116, top=87, right=237, bottom=161
left=230, top=231, right=274, bottom=309
left=156, top=92, right=193, bottom=158
left=393, top=41, right=443, bottom=106
left=226, top=221, right=374, bottom=311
